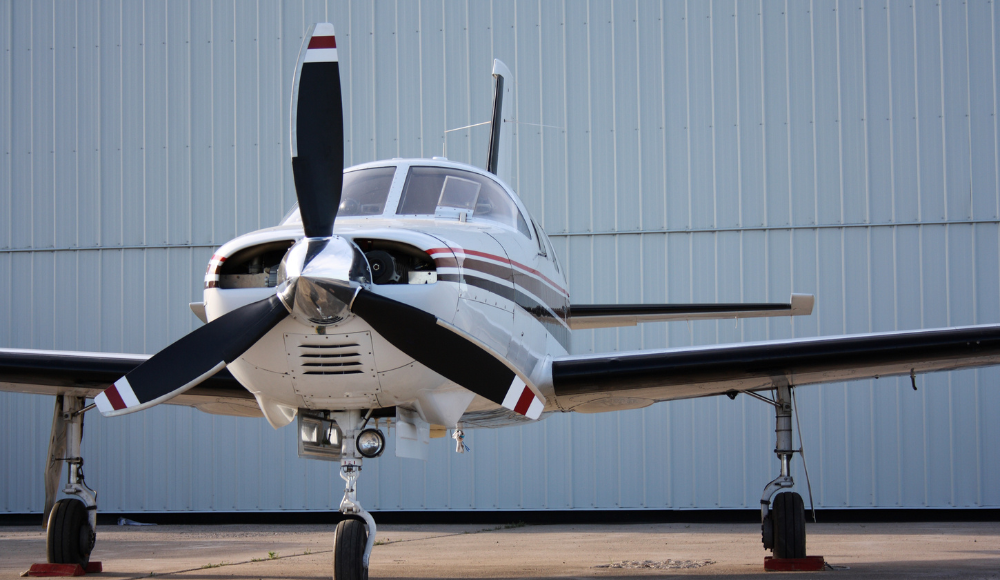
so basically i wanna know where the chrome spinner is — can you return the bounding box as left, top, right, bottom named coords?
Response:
left=276, top=236, right=371, bottom=326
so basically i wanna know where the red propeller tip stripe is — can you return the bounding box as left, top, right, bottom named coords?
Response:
left=104, top=385, right=127, bottom=410
left=513, top=387, right=535, bottom=415
left=308, top=35, right=336, bottom=49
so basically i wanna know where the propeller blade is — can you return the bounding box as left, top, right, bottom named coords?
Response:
left=290, top=23, right=344, bottom=239
left=94, top=296, right=288, bottom=417
left=340, top=287, right=545, bottom=420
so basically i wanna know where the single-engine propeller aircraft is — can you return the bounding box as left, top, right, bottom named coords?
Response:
left=5, top=22, right=1000, bottom=579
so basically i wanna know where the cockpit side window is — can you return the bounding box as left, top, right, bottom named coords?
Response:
left=396, top=166, right=532, bottom=238
left=281, top=166, right=396, bottom=224
left=337, top=166, right=397, bottom=216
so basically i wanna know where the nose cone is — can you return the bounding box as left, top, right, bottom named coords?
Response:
left=277, top=236, right=371, bottom=326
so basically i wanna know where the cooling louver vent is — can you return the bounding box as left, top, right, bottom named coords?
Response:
left=283, top=331, right=380, bottom=409
left=299, top=342, right=364, bottom=375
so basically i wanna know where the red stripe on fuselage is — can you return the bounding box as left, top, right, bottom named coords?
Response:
left=105, top=385, right=127, bottom=410
left=513, top=387, right=534, bottom=415
left=426, top=247, right=568, bottom=296
left=308, top=35, right=337, bottom=49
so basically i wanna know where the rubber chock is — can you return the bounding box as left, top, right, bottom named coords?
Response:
left=764, top=556, right=825, bottom=571
left=21, top=562, right=102, bottom=577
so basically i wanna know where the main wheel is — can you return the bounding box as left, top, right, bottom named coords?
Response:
left=333, top=518, right=368, bottom=580
left=46, top=498, right=95, bottom=565
left=771, top=491, right=806, bottom=559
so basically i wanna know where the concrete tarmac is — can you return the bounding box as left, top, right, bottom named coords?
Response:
left=2, top=521, right=999, bottom=579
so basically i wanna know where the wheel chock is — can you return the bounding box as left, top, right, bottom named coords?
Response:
left=21, top=562, right=102, bottom=577
left=764, top=556, right=825, bottom=571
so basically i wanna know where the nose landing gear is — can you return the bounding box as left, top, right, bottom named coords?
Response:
left=331, top=410, right=379, bottom=580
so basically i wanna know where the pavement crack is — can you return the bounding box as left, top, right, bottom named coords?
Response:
left=121, top=549, right=333, bottom=579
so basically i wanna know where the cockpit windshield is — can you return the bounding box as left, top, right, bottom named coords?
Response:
left=396, top=166, right=531, bottom=237
left=282, top=166, right=396, bottom=225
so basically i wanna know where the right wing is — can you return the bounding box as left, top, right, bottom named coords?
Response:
left=0, top=348, right=262, bottom=417
left=567, top=294, right=814, bottom=329
left=550, top=324, right=1000, bottom=408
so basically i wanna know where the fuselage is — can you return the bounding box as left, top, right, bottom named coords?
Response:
left=201, top=158, right=570, bottom=430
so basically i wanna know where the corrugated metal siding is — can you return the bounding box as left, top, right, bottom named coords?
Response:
left=3, top=0, right=1000, bottom=512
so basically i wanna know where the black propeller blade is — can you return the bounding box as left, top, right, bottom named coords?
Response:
left=95, top=24, right=345, bottom=417
left=328, top=286, right=545, bottom=419
left=290, top=22, right=344, bottom=239
left=94, top=296, right=288, bottom=417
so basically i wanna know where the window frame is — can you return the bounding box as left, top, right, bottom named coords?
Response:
left=394, top=164, right=534, bottom=240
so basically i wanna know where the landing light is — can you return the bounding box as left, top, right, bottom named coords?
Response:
left=356, top=428, right=386, bottom=458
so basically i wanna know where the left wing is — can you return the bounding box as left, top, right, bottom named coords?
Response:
left=0, top=348, right=262, bottom=417
left=549, top=324, right=1000, bottom=405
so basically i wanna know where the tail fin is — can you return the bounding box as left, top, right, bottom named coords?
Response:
left=486, top=59, right=514, bottom=186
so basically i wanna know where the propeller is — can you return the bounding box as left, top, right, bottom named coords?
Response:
left=94, top=296, right=288, bottom=416
left=94, top=23, right=347, bottom=417
left=96, top=23, right=544, bottom=421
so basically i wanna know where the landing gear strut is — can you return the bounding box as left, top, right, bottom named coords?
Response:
left=331, top=411, right=379, bottom=580
left=44, top=395, right=97, bottom=566
left=759, top=385, right=806, bottom=559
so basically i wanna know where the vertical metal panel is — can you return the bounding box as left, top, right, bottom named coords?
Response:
left=0, top=0, right=10, bottom=252
left=3, top=0, right=1000, bottom=514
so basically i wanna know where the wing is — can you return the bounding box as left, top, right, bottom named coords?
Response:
left=550, top=324, right=1000, bottom=407
left=567, top=294, right=814, bottom=329
left=0, top=348, right=262, bottom=417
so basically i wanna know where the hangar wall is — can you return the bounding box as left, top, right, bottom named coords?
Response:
left=3, top=0, right=1000, bottom=513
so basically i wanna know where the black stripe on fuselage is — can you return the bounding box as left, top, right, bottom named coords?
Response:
left=442, top=257, right=570, bottom=321
left=439, top=273, right=571, bottom=350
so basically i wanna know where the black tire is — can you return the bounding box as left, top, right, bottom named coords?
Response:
left=46, top=498, right=94, bottom=565
left=761, top=512, right=774, bottom=550
left=333, top=518, right=368, bottom=580
left=771, top=491, right=806, bottom=559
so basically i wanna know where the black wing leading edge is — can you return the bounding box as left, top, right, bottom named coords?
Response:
left=0, top=349, right=254, bottom=405
left=551, top=324, right=1000, bottom=403
left=567, top=294, right=814, bottom=329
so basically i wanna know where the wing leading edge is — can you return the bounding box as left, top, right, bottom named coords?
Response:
left=551, top=324, right=1000, bottom=405
left=0, top=348, right=261, bottom=417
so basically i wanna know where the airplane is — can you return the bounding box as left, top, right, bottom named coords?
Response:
left=3, top=21, right=1000, bottom=580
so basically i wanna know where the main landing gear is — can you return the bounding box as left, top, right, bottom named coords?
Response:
left=44, top=395, right=98, bottom=566
left=758, top=385, right=807, bottom=559
left=330, top=410, right=382, bottom=580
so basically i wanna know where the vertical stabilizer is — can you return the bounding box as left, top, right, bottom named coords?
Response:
left=486, top=59, right=514, bottom=186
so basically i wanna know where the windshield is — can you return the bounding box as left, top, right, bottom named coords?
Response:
left=396, top=166, right=531, bottom=237
left=282, top=166, right=396, bottom=224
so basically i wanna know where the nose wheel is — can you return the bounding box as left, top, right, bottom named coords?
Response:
left=334, top=518, right=369, bottom=580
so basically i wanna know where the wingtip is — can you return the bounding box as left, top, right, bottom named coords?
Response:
left=790, top=293, right=815, bottom=316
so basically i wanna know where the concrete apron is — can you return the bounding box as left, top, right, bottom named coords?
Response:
left=2, top=521, right=999, bottom=579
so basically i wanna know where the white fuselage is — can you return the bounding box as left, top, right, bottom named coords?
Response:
left=201, top=159, right=570, bottom=430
